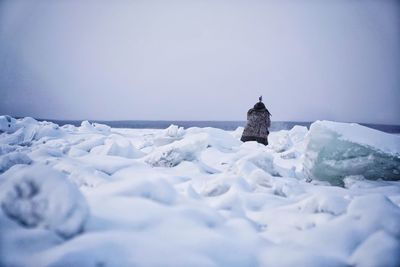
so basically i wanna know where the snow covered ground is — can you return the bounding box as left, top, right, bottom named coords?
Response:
left=0, top=116, right=399, bottom=267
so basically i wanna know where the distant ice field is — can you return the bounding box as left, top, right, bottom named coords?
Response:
left=39, top=119, right=400, bottom=133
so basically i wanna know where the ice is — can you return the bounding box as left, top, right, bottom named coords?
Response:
left=79, top=120, right=110, bottom=134
left=145, top=133, right=208, bottom=167
left=1, top=116, right=400, bottom=267
left=91, top=134, right=145, bottom=159
left=0, top=115, right=17, bottom=133
left=0, top=152, right=32, bottom=173
left=0, top=117, right=64, bottom=145
left=153, top=124, right=185, bottom=146
left=304, top=120, right=400, bottom=185
left=0, top=165, right=89, bottom=238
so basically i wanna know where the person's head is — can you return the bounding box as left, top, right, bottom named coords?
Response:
left=254, top=101, right=266, bottom=110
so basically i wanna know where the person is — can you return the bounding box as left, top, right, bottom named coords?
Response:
left=240, top=96, right=271, bottom=145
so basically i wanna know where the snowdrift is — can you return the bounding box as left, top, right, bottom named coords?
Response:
left=0, top=115, right=399, bottom=267
left=0, top=164, right=89, bottom=238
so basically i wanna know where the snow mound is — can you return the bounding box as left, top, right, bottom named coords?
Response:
left=303, top=121, right=400, bottom=185
left=0, top=117, right=63, bottom=145
left=0, top=165, right=89, bottom=238
left=347, top=194, right=400, bottom=237
left=232, top=150, right=277, bottom=177
left=0, top=115, right=17, bottom=133
left=95, top=177, right=177, bottom=204
left=79, top=121, right=110, bottom=134
left=153, top=124, right=185, bottom=146
left=268, top=125, right=308, bottom=153
left=350, top=230, right=400, bottom=267
left=145, top=133, right=208, bottom=167
left=91, top=135, right=145, bottom=159
left=0, top=152, right=32, bottom=174
left=187, top=127, right=242, bottom=151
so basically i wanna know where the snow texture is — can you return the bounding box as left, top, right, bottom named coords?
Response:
left=0, top=116, right=399, bottom=267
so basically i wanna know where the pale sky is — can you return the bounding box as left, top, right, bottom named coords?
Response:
left=1, top=0, right=399, bottom=124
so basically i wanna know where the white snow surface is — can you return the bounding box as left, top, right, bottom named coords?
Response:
left=0, top=116, right=399, bottom=267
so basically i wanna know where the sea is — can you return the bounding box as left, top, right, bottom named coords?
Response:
left=44, top=120, right=400, bottom=134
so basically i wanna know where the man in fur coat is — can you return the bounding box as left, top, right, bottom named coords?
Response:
left=241, top=96, right=271, bottom=145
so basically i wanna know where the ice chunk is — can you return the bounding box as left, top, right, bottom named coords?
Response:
left=289, top=125, right=308, bottom=144
left=0, top=144, right=17, bottom=155
left=303, top=121, right=400, bottom=185
left=268, top=131, right=293, bottom=153
left=163, top=124, right=185, bottom=138
left=295, top=193, right=349, bottom=215
left=34, top=121, right=63, bottom=140
left=232, top=150, right=278, bottom=177
left=231, top=126, right=244, bottom=140
left=153, top=124, right=185, bottom=146
left=145, top=133, right=208, bottom=167
left=74, top=136, right=106, bottom=152
left=0, top=115, right=17, bottom=133
left=187, top=127, right=242, bottom=151
left=0, top=117, right=63, bottom=145
left=92, top=122, right=111, bottom=133
left=79, top=121, right=110, bottom=134
left=268, top=126, right=307, bottom=154
left=91, top=135, right=145, bottom=159
left=0, top=152, right=32, bottom=174
left=0, top=165, right=89, bottom=238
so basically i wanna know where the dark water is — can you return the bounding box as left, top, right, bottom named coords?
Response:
left=43, top=119, right=400, bottom=133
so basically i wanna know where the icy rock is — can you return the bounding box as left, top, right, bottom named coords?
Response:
left=0, top=152, right=32, bottom=174
left=0, top=165, right=89, bottom=238
left=303, top=121, right=400, bottom=185
left=145, top=134, right=208, bottom=167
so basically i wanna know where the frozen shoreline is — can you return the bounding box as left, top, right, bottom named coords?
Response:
left=1, top=116, right=400, bottom=267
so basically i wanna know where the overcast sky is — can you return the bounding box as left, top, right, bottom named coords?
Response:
left=1, top=0, right=399, bottom=124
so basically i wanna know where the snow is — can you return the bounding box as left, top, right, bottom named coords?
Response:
left=0, top=117, right=399, bottom=267
left=0, top=164, right=89, bottom=238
